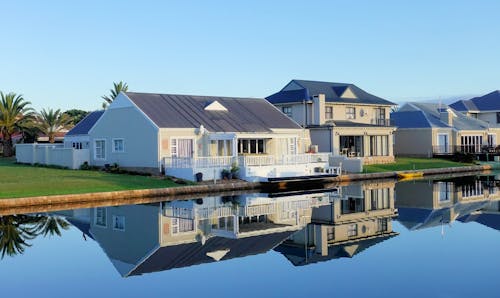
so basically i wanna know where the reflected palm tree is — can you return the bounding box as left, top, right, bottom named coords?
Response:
left=0, top=214, right=70, bottom=259
left=0, top=215, right=39, bottom=258
left=33, top=215, right=70, bottom=237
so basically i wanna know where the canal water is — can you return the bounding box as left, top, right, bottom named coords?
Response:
left=1, top=173, right=500, bottom=297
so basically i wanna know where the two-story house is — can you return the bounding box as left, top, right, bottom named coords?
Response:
left=266, top=80, right=397, bottom=164
left=450, top=91, right=500, bottom=127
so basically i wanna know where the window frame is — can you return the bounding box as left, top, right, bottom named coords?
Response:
left=112, top=215, right=126, bottom=231
left=112, top=138, right=125, bottom=153
left=346, top=107, right=356, bottom=119
left=94, top=139, right=106, bottom=160
left=94, top=207, right=107, bottom=228
left=325, top=106, right=333, bottom=120
left=282, top=106, right=292, bottom=118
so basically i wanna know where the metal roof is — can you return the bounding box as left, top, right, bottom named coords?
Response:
left=266, top=79, right=396, bottom=106
left=66, top=111, right=104, bottom=136
left=450, top=91, right=500, bottom=112
left=125, top=92, right=301, bottom=132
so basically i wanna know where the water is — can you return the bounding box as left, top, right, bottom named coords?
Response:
left=1, top=173, right=500, bottom=298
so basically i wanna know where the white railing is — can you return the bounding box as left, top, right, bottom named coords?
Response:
left=163, top=153, right=332, bottom=169
left=240, top=204, right=277, bottom=216
left=163, top=156, right=236, bottom=169
left=195, top=206, right=234, bottom=219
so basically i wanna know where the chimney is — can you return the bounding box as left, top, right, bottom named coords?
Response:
left=440, top=108, right=453, bottom=126
left=312, top=94, right=326, bottom=125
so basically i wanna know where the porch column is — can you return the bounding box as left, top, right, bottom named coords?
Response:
left=364, top=134, right=370, bottom=157
left=388, top=132, right=394, bottom=157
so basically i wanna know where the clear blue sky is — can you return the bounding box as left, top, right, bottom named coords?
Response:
left=1, top=0, right=499, bottom=112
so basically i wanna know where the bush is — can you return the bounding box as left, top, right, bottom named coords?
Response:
left=451, top=152, right=475, bottom=163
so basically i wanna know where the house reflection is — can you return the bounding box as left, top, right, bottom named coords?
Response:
left=274, top=182, right=398, bottom=266
left=395, top=175, right=500, bottom=231
left=77, top=190, right=339, bottom=277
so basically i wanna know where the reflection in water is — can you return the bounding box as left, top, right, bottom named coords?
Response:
left=275, top=182, right=398, bottom=265
left=0, top=214, right=69, bottom=258
left=2, top=174, right=500, bottom=278
left=395, top=175, right=500, bottom=232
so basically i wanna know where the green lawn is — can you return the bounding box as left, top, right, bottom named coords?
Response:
left=363, top=157, right=473, bottom=173
left=0, top=158, right=182, bottom=198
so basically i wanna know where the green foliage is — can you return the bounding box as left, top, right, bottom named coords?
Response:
left=0, top=92, right=34, bottom=156
left=451, top=152, right=475, bottom=164
left=102, top=81, right=128, bottom=107
left=36, top=108, right=73, bottom=143
left=0, top=158, right=179, bottom=198
left=64, top=109, right=89, bottom=125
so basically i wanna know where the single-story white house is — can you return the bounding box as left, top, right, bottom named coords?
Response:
left=85, top=92, right=339, bottom=181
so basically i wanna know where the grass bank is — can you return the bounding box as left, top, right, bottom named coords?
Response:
left=363, top=157, right=473, bottom=173
left=0, top=158, right=182, bottom=199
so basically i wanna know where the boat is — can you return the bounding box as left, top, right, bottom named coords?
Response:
left=397, top=171, right=424, bottom=179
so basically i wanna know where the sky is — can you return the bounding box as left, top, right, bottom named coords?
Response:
left=1, top=0, right=499, bottom=112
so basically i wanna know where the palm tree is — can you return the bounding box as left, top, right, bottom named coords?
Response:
left=102, top=81, right=128, bottom=108
left=36, top=109, right=73, bottom=143
left=0, top=92, right=33, bottom=157
left=0, top=215, right=39, bottom=258
left=33, top=215, right=70, bottom=237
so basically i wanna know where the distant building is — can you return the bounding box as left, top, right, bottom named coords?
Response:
left=450, top=91, right=500, bottom=127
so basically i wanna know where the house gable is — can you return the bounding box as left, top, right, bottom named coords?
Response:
left=204, top=100, right=228, bottom=112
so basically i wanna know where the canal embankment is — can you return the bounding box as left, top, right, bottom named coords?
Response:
left=0, top=164, right=493, bottom=213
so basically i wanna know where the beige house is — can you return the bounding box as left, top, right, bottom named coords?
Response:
left=87, top=92, right=340, bottom=181
left=395, top=176, right=500, bottom=230
left=267, top=80, right=397, bottom=165
left=450, top=91, right=500, bottom=127
left=275, top=181, right=398, bottom=265
left=392, top=102, right=500, bottom=157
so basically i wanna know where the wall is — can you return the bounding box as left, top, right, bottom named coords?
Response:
left=394, top=128, right=433, bottom=156
left=310, top=127, right=332, bottom=152
left=90, top=101, right=159, bottom=171
left=15, top=144, right=89, bottom=169
left=329, top=103, right=392, bottom=125
left=477, top=112, right=500, bottom=127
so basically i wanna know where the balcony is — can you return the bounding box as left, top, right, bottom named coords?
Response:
left=432, top=145, right=500, bottom=155
left=370, top=118, right=393, bottom=126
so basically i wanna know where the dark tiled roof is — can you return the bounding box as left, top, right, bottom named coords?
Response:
left=450, top=91, right=500, bottom=112
left=458, top=213, right=500, bottom=231
left=128, top=231, right=294, bottom=276
left=266, top=80, right=396, bottom=106
left=66, top=111, right=104, bottom=136
left=391, top=111, right=432, bottom=128
left=125, top=92, right=301, bottom=132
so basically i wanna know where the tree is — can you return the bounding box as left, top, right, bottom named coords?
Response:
left=102, top=81, right=128, bottom=108
left=0, top=92, right=34, bottom=157
left=0, top=215, right=38, bottom=258
left=64, top=109, right=89, bottom=125
left=36, top=108, right=73, bottom=143
left=33, top=215, right=70, bottom=237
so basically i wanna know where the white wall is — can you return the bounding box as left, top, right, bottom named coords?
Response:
left=15, top=144, right=89, bottom=169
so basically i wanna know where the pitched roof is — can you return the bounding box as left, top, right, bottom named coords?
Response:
left=124, top=92, right=301, bottom=132
left=392, top=102, right=490, bottom=130
left=450, top=91, right=500, bottom=112
left=128, top=231, right=294, bottom=276
left=66, top=111, right=104, bottom=136
left=266, top=79, right=396, bottom=106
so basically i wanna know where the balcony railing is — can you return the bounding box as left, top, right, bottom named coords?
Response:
left=370, top=118, right=392, bottom=126
left=432, top=145, right=500, bottom=155
left=163, top=153, right=332, bottom=169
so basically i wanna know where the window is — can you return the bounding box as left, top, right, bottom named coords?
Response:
left=341, top=198, right=365, bottom=214
left=488, top=134, right=496, bottom=147
left=170, top=138, right=194, bottom=157
left=94, top=139, right=106, bottom=160
left=238, top=139, right=266, bottom=154
left=369, top=135, right=389, bottom=156
left=94, top=207, right=107, bottom=227
left=346, top=107, right=356, bottom=119
left=327, top=226, right=335, bottom=241
left=112, top=215, right=125, bottom=231
left=347, top=224, right=358, bottom=237
left=325, top=106, right=333, bottom=119
left=377, top=218, right=388, bottom=232
left=371, top=188, right=390, bottom=210
left=436, top=182, right=452, bottom=202
left=282, top=106, right=292, bottom=117
left=497, top=112, right=500, bottom=124
left=113, top=139, right=124, bottom=153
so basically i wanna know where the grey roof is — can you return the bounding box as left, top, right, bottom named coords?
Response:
left=392, top=102, right=490, bottom=130
left=128, top=231, right=294, bottom=276
left=266, top=79, right=396, bottom=106
left=450, top=91, right=500, bottom=112
left=125, top=92, right=301, bottom=132
left=66, top=111, right=104, bottom=136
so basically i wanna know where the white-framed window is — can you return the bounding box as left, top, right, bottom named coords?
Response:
left=170, top=138, right=194, bottom=157
left=237, top=139, right=266, bottom=154
left=377, top=218, right=388, bottom=232
left=325, top=106, right=333, bottom=119
left=112, top=215, right=125, bottom=231
left=488, top=134, right=496, bottom=147
left=94, top=139, right=106, bottom=160
left=112, top=138, right=124, bottom=153
left=94, top=207, right=107, bottom=228
left=346, top=107, right=356, bottom=119
left=347, top=224, right=358, bottom=237
left=282, top=106, right=292, bottom=117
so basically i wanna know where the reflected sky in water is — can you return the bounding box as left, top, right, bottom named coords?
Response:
left=1, top=174, right=500, bottom=298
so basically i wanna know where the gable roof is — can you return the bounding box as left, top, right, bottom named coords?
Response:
left=392, top=102, right=490, bottom=130
left=266, top=79, right=396, bottom=106
left=127, top=231, right=294, bottom=276
left=66, top=111, right=104, bottom=136
left=124, top=92, right=301, bottom=133
left=450, top=91, right=500, bottom=112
